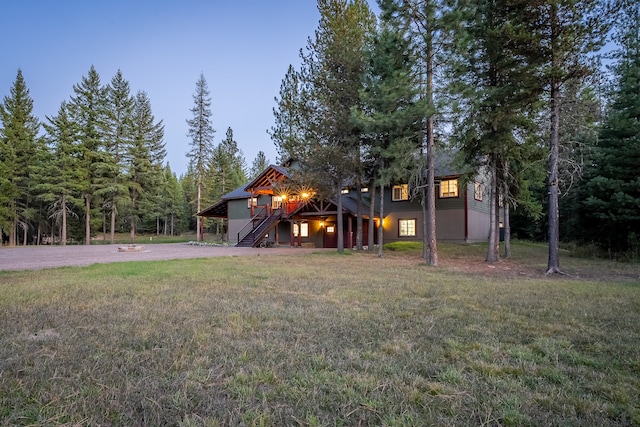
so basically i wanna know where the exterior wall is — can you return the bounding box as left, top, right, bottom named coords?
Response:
left=228, top=219, right=247, bottom=244
left=382, top=210, right=423, bottom=243
left=380, top=180, right=490, bottom=243
left=228, top=198, right=252, bottom=222
left=467, top=209, right=490, bottom=242
left=465, top=181, right=491, bottom=242
left=226, top=199, right=252, bottom=244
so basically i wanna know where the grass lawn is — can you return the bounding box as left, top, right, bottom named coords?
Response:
left=1, top=243, right=639, bottom=426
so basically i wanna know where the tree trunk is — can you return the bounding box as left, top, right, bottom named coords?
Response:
left=425, top=120, right=437, bottom=266
left=336, top=186, right=344, bottom=253
left=61, top=195, right=67, bottom=246
left=130, top=193, right=136, bottom=244
left=425, top=22, right=438, bottom=267
left=502, top=162, right=511, bottom=259
left=547, top=3, right=561, bottom=274
left=377, top=182, right=384, bottom=258
left=547, top=78, right=561, bottom=274
left=85, top=195, right=91, bottom=245
left=368, top=182, right=375, bottom=252
left=196, top=178, right=203, bottom=241
left=486, top=158, right=500, bottom=263
left=110, top=205, right=116, bottom=244
left=356, top=187, right=363, bottom=250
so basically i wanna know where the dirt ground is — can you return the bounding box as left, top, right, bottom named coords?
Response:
left=1, top=243, right=638, bottom=282
left=0, top=243, right=324, bottom=272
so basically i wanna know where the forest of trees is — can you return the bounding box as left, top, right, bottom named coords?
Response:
left=0, top=68, right=268, bottom=246
left=268, top=0, right=638, bottom=266
left=2, top=0, right=638, bottom=266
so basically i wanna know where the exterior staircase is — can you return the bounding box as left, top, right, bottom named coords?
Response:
left=236, top=211, right=281, bottom=248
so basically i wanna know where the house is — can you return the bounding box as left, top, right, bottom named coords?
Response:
left=198, top=157, right=492, bottom=248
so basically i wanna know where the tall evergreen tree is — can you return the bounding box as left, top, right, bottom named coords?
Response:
left=100, top=69, right=134, bottom=243
left=208, top=127, right=247, bottom=237
left=300, top=0, right=376, bottom=252
left=36, top=101, right=85, bottom=245
left=374, top=0, right=443, bottom=263
left=269, top=65, right=307, bottom=163
left=69, top=65, right=107, bottom=245
left=534, top=0, right=617, bottom=273
left=448, top=0, right=543, bottom=262
left=186, top=73, right=215, bottom=241
left=249, top=150, right=269, bottom=179
left=159, top=164, right=187, bottom=235
left=583, top=6, right=640, bottom=255
left=210, top=127, right=247, bottom=198
left=353, top=16, right=426, bottom=257
left=127, top=91, right=165, bottom=243
left=0, top=69, right=41, bottom=246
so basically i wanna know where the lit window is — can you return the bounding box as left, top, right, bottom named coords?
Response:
left=439, top=179, right=458, bottom=198
left=474, top=182, right=483, bottom=201
left=293, top=222, right=309, bottom=238
left=247, top=197, right=258, bottom=208
left=392, top=184, right=409, bottom=201
left=326, top=225, right=335, bottom=233
left=341, top=188, right=350, bottom=194
left=272, top=196, right=283, bottom=209
left=399, top=219, right=416, bottom=237
left=361, top=187, right=369, bottom=193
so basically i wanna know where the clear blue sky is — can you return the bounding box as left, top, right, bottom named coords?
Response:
left=1, top=1, right=379, bottom=177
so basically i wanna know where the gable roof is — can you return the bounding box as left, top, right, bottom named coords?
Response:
left=243, top=164, right=291, bottom=194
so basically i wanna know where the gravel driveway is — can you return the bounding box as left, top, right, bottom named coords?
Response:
left=0, top=243, right=322, bottom=272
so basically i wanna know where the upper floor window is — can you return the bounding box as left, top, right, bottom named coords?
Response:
left=474, top=182, right=483, bottom=201
left=272, top=196, right=284, bottom=209
left=247, top=197, right=258, bottom=208
left=439, top=179, right=459, bottom=198
left=392, top=184, right=409, bottom=201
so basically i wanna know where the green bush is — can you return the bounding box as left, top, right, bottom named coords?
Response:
left=383, top=241, right=423, bottom=252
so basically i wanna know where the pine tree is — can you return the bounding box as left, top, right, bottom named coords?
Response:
left=371, top=0, right=441, bottom=262
left=208, top=127, right=247, bottom=237
left=36, top=101, right=85, bottom=245
left=127, top=91, right=166, bottom=243
left=160, top=165, right=187, bottom=235
left=534, top=0, right=618, bottom=274
left=69, top=65, right=107, bottom=245
left=269, top=65, right=307, bottom=163
left=249, top=150, right=269, bottom=179
left=353, top=16, right=426, bottom=257
left=583, top=7, right=640, bottom=255
left=300, top=0, right=376, bottom=252
left=0, top=69, right=41, bottom=246
left=100, top=69, right=134, bottom=243
left=448, top=0, right=544, bottom=262
left=186, top=73, right=215, bottom=241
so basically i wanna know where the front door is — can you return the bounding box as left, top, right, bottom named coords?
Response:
left=323, top=223, right=337, bottom=248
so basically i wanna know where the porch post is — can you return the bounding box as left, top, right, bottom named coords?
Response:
left=348, top=216, right=353, bottom=249
left=290, top=220, right=295, bottom=247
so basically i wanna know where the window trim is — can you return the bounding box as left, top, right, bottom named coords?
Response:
left=474, top=182, right=483, bottom=201
left=392, top=184, right=409, bottom=201
left=439, top=179, right=459, bottom=199
left=247, top=197, right=258, bottom=208
left=398, top=218, right=417, bottom=237
left=293, top=222, right=309, bottom=238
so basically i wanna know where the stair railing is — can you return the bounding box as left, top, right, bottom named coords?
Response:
left=237, top=205, right=281, bottom=246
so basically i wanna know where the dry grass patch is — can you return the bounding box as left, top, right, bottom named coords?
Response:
left=1, top=244, right=639, bottom=426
